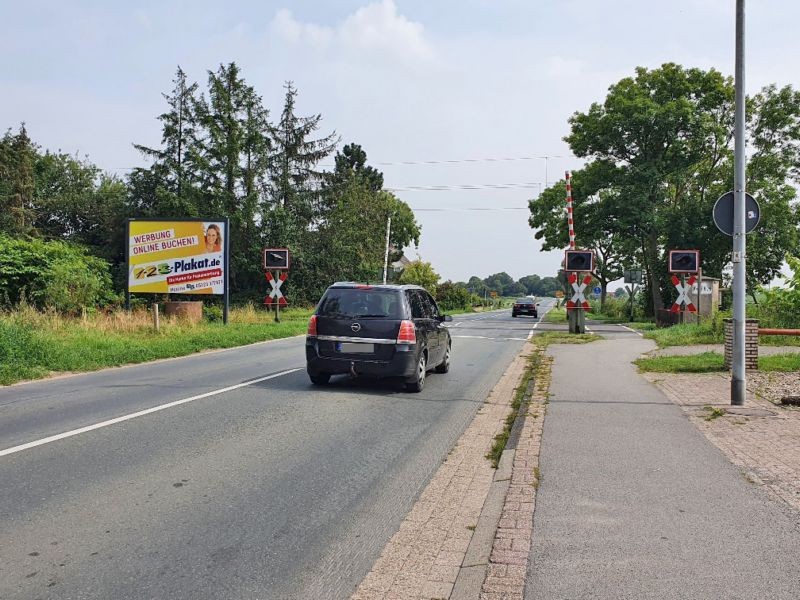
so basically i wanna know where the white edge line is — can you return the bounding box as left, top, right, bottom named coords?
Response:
left=619, top=324, right=644, bottom=337
left=0, top=368, right=301, bottom=458
left=5, top=334, right=307, bottom=389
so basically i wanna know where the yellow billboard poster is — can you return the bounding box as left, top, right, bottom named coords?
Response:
left=127, top=219, right=228, bottom=295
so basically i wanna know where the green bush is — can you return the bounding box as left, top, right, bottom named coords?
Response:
left=590, top=295, right=643, bottom=322
left=436, top=281, right=482, bottom=311
left=0, top=235, right=115, bottom=312
left=747, top=255, right=800, bottom=329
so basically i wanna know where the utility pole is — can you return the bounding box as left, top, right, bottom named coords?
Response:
left=732, top=0, right=746, bottom=406
left=382, top=215, right=392, bottom=284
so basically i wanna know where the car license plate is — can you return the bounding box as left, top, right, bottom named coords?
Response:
left=337, top=342, right=374, bottom=353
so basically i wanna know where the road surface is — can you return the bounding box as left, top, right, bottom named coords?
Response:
left=0, top=301, right=555, bottom=600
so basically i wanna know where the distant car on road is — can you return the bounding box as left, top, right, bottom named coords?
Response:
left=512, top=297, right=538, bottom=318
left=306, top=283, right=452, bottom=392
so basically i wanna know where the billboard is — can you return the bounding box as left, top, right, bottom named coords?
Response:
left=127, top=219, right=228, bottom=295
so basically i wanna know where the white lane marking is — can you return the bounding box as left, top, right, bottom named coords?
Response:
left=619, top=324, right=644, bottom=337
left=452, top=335, right=527, bottom=341
left=0, top=368, right=302, bottom=458
left=526, top=329, right=534, bottom=340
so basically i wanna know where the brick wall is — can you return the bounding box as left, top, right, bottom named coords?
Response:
left=723, top=318, right=759, bottom=371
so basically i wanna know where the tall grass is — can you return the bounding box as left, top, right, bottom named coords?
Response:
left=0, top=304, right=313, bottom=385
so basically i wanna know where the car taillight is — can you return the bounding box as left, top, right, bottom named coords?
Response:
left=397, top=320, right=416, bottom=344
left=307, top=315, right=318, bottom=337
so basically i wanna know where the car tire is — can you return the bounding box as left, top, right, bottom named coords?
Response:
left=512, top=313, right=517, bottom=318
left=309, top=372, right=331, bottom=385
left=405, top=351, right=427, bottom=393
left=435, top=343, right=450, bottom=374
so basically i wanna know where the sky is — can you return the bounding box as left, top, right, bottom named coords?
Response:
left=3, top=0, right=799, bottom=283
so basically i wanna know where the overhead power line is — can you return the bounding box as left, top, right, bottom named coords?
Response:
left=386, top=182, right=543, bottom=192
left=409, top=206, right=528, bottom=212
left=369, top=155, right=566, bottom=167
left=109, top=154, right=569, bottom=171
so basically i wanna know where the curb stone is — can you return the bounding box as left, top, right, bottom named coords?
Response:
left=351, top=343, right=538, bottom=599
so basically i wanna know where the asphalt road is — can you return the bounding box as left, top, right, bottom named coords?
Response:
left=0, top=301, right=554, bottom=600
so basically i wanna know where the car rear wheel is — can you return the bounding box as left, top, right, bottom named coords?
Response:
left=309, top=372, right=331, bottom=385
left=435, top=343, right=450, bottom=373
left=405, top=352, right=427, bottom=392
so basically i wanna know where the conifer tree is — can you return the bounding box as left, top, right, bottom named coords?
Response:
left=0, top=125, right=37, bottom=236
left=131, top=67, right=201, bottom=216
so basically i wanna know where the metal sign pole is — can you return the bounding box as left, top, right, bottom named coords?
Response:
left=274, top=272, right=281, bottom=323
left=732, top=0, right=746, bottom=405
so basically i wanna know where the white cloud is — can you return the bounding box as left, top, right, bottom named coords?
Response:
left=270, top=1, right=433, bottom=64
left=270, top=8, right=333, bottom=49
left=339, top=0, right=432, bottom=61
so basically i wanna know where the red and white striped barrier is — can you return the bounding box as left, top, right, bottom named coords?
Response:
left=565, top=171, right=576, bottom=250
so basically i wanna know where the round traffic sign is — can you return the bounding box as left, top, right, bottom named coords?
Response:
left=713, top=191, right=760, bottom=236
left=593, top=286, right=602, bottom=295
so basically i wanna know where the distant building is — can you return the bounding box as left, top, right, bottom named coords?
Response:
left=391, top=254, right=412, bottom=275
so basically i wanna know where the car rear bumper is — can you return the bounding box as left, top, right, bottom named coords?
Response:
left=306, top=339, right=419, bottom=378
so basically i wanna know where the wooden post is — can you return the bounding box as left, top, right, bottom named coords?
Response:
left=152, top=302, right=160, bottom=331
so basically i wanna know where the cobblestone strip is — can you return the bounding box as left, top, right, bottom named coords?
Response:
left=351, top=345, right=534, bottom=600
left=479, top=350, right=551, bottom=600
left=645, top=372, right=800, bottom=512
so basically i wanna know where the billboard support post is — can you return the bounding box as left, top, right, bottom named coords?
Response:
left=223, top=217, right=230, bottom=325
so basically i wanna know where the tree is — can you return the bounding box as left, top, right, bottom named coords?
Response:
left=528, top=166, right=627, bottom=309
left=0, top=125, right=37, bottom=236
left=132, top=67, right=201, bottom=215
left=192, top=63, right=272, bottom=294
left=504, top=282, right=527, bottom=297
left=265, top=81, right=338, bottom=239
left=565, top=64, right=735, bottom=315
left=399, top=260, right=440, bottom=295
left=483, top=272, right=513, bottom=294
left=326, top=142, right=384, bottom=195
left=519, top=274, right=542, bottom=296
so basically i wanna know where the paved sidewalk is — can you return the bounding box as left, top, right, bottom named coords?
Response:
left=525, top=337, right=800, bottom=600
left=647, top=371, right=800, bottom=512
left=352, top=344, right=533, bottom=599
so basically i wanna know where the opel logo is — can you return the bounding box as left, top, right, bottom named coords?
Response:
left=351, top=322, right=362, bottom=332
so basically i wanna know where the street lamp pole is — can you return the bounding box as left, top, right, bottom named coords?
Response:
left=732, top=0, right=747, bottom=405
left=382, top=215, right=392, bottom=285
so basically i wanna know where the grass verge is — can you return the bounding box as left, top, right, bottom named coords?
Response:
left=635, top=351, right=800, bottom=373
left=0, top=305, right=313, bottom=385
left=543, top=307, right=567, bottom=324
left=486, top=329, right=600, bottom=467
left=643, top=323, right=722, bottom=347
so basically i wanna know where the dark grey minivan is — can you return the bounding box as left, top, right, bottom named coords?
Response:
left=306, top=283, right=452, bottom=392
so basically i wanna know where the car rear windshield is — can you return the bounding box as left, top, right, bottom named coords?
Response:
left=515, top=298, right=534, bottom=304
left=317, top=288, right=404, bottom=319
